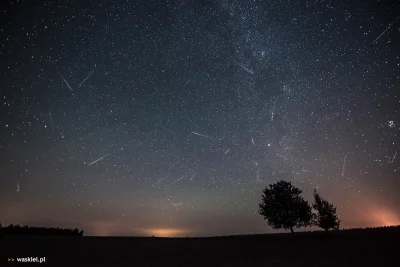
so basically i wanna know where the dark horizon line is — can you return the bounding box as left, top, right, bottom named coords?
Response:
left=86, top=224, right=400, bottom=237
left=3, top=224, right=399, bottom=238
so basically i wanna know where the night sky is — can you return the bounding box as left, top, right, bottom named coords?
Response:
left=0, top=0, right=399, bottom=237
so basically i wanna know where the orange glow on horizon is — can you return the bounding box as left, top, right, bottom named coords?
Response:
left=90, top=221, right=118, bottom=236
left=371, top=209, right=400, bottom=227
left=88, top=220, right=191, bottom=237
left=136, top=228, right=191, bottom=237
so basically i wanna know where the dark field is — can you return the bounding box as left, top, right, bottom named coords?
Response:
left=2, top=227, right=399, bottom=267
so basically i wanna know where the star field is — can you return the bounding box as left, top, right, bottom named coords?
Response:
left=0, top=0, right=399, bottom=236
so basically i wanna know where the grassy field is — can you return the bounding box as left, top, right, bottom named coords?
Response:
left=2, top=227, right=398, bottom=266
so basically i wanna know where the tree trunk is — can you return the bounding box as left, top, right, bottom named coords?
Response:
left=290, top=226, right=294, bottom=235
left=325, top=229, right=330, bottom=235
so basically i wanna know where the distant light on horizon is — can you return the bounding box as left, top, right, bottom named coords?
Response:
left=373, top=209, right=400, bottom=227
left=136, top=228, right=191, bottom=237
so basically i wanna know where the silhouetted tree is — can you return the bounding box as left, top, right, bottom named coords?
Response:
left=259, top=180, right=312, bottom=235
left=312, top=189, right=340, bottom=231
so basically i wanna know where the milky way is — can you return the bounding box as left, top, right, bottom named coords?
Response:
left=0, top=0, right=399, bottom=236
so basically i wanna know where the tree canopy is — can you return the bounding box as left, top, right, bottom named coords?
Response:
left=312, top=189, right=340, bottom=231
left=258, top=180, right=312, bottom=234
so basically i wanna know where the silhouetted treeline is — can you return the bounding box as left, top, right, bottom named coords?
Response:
left=202, top=225, right=400, bottom=239
left=338, top=225, right=400, bottom=234
left=0, top=223, right=84, bottom=236
left=275, top=225, right=400, bottom=236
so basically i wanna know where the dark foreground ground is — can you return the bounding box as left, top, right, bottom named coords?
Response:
left=1, top=227, right=399, bottom=267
